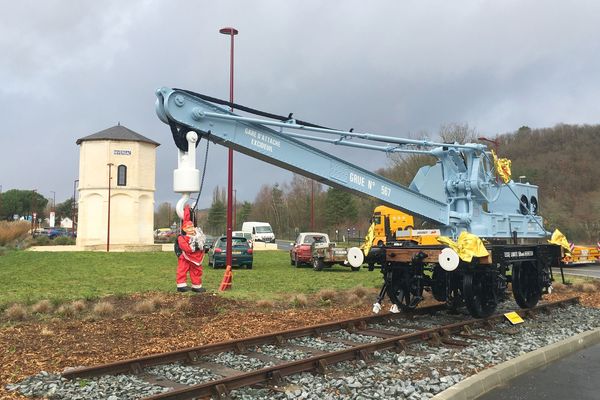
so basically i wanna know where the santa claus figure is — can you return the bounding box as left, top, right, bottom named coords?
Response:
left=176, top=205, right=206, bottom=293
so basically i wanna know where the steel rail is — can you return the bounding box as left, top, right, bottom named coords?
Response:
left=142, top=297, right=579, bottom=400
left=62, top=303, right=448, bottom=379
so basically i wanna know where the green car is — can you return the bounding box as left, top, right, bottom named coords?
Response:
left=207, top=236, right=254, bottom=269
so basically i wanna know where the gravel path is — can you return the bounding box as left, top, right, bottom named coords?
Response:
left=6, top=303, right=599, bottom=400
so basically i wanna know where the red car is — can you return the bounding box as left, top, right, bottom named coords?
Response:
left=290, top=232, right=330, bottom=267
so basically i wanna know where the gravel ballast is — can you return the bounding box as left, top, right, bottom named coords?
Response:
left=6, top=303, right=600, bottom=399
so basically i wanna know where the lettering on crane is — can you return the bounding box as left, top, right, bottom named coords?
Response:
left=349, top=172, right=366, bottom=187
left=245, top=128, right=281, bottom=153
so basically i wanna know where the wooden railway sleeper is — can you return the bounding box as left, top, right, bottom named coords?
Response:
left=393, top=339, right=407, bottom=353
left=266, top=370, right=283, bottom=385
left=316, top=359, right=328, bottom=374
left=130, top=362, right=142, bottom=375
left=214, top=383, right=231, bottom=399
left=186, top=350, right=199, bottom=363
left=275, top=335, right=286, bottom=345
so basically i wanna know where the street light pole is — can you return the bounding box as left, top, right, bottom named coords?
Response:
left=107, top=163, right=114, bottom=252
left=72, top=179, right=79, bottom=237
left=219, top=26, right=238, bottom=269
left=233, top=189, right=237, bottom=230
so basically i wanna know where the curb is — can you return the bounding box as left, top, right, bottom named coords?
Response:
left=432, top=327, right=600, bottom=400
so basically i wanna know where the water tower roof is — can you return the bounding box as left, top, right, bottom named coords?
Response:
left=76, top=125, right=160, bottom=146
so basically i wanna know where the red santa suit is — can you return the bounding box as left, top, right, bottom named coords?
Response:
left=176, top=206, right=205, bottom=291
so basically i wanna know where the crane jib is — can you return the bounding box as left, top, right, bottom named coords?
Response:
left=156, top=87, right=449, bottom=227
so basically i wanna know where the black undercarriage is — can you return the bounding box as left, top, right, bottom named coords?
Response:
left=371, top=243, right=560, bottom=318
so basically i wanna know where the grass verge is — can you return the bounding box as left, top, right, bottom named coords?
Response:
left=0, top=250, right=382, bottom=309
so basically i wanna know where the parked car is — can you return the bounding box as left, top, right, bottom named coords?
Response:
left=290, top=232, right=330, bottom=266
left=207, top=235, right=253, bottom=269
left=241, top=221, right=275, bottom=243
left=48, top=227, right=76, bottom=239
left=232, top=231, right=253, bottom=247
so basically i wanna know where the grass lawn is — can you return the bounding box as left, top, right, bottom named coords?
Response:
left=0, top=250, right=383, bottom=308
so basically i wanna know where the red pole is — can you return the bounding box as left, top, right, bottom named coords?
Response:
left=220, top=27, right=238, bottom=269
left=107, top=163, right=113, bottom=252
left=311, top=180, right=315, bottom=230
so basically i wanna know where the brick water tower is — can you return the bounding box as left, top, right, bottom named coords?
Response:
left=75, top=125, right=161, bottom=251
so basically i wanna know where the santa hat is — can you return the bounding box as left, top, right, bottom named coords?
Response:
left=182, top=221, right=194, bottom=231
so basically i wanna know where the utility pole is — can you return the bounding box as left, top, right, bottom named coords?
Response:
left=107, top=163, right=113, bottom=252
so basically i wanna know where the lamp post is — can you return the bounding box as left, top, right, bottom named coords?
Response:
left=49, top=190, right=56, bottom=228
left=219, top=26, right=238, bottom=269
left=72, top=179, right=79, bottom=237
left=107, top=163, right=113, bottom=252
left=31, top=189, right=37, bottom=236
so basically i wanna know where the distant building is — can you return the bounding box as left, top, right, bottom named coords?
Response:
left=75, top=125, right=160, bottom=250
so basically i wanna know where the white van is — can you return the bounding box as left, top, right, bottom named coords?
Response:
left=241, top=222, right=275, bottom=243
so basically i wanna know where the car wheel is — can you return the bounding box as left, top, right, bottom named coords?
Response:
left=294, top=255, right=301, bottom=268
left=290, top=256, right=295, bottom=266
left=246, top=264, right=253, bottom=270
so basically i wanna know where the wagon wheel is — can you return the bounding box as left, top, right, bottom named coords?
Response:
left=385, top=265, right=423, bottom=310
left=463, top=272, right=497, bottom=318
left=512, top=261, right=542, bottom=309
left=313, top=257, right=324, bottom=271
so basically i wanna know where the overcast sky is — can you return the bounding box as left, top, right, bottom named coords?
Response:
left=1, top=0, right=599, bottom=209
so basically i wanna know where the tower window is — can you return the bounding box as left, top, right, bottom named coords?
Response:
left=117, top=165, right=127, bottom=186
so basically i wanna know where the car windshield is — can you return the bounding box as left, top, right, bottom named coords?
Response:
left=304, top=235, right=326, bottom=244
left=255, top=226, right=272, bottom=233
left=219, top=237, right=249, bottom=246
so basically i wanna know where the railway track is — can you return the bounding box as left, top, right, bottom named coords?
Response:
left=60, top=297, right=579, bottom=400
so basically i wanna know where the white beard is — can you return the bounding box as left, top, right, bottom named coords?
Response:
left=188, top=227, right=207, bottom=252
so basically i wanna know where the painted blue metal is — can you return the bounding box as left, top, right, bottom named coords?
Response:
left=156, top=87, right=547, bottom=239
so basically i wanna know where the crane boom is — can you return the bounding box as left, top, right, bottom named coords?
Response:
left=155, top=87, right=547, bottom=238
left=156, top=87, right=448, bottom=225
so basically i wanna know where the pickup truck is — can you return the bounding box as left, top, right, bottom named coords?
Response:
left=290, top=232, right=360, bottom=271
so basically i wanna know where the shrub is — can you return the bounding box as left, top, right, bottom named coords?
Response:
left=33, top=236, right=51, bottom=246
left=56, top=304, right=76, bottom=317
left=350, top=286, right=369, bottom=299
left=92, top=301, right=114, bottom=316
left=71, top=300, right=87, bottom=312
left=134, top=299, right=157, bottom=314
left=316, top=288, right=337, bottom=302
left=53, top=236, right=75, bottom=245
left=0, top=221, right=31, bottom=247
left=4, top=303, right=28, bottom=321
left=32, top=300, right=54, bottom=314
left=290, top=294, right=308, bottom=308
left=256, top=299, right=274, bottom=308
left=581, top=283, right=596, bottom=293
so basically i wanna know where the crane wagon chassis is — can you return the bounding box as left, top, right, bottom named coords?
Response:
left=369, top=243, right=561, bottom=318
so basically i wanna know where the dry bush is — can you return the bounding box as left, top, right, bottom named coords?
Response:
left=71, top=300, right=87, bottom=312
left=256, top=299, right=274, bottom=308
left=581, top=283, right=596, bottom=293
left=134, top=299, right=157, bottom=314
left=93, top=301, right=115, bottom=316
left=0, top=221, right=31, bottom=246
left=56, top=304, right=76, bottom=317
left=290, top=294, right=308, bottom=308
left=4, top=304, right=28, bottom=321
left=350, top=286, right=369, bottom=299
left=572, top=283, right=585, bottom=292
left=173, top=299, right=190, bottom=312
left=552, top=282, right=567, bottom=292
left=32, top=300, right=54, bottom=314
left=342, top=293, right=363, bottom=306
left=316, top=289, right=337, bottom=302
